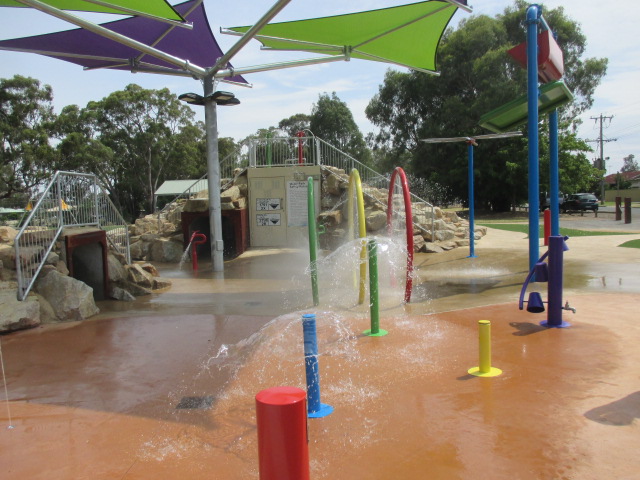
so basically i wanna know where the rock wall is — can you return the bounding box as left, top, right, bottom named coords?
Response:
left=317, top=166, right=487, bottom=252
left=0, top=225, right=172, bottom=334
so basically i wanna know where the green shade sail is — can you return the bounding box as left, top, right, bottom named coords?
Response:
left=227, top=1, right=463, bottom=74
left=0, top=0, right=185, bottom=21
left=479, top=81, right=574, bottom=133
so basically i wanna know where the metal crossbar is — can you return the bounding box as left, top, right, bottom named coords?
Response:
left=14, top=171, right=130, bottom=301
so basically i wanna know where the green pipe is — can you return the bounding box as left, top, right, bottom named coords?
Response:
left=307, top=177, right=319, bottom=306
left=364, top=238, right=387, bottom=337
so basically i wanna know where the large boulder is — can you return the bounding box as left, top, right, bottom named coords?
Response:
left=150, top=238, right=183, bottom=263
left=125, top=263, right=155, bottom=289
left=184, top=198, right=209, bottom=213
left=365, top=210, right=387, bottom=232
left=34, top=270, right=99, bottom=322
left=0, top=283, right=40, bottom=333
left=0, top=226, right=18, bottom=244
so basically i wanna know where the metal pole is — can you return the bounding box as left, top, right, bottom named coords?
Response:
left=203, top=76, right=224, bottom=272
left=307, top=177, right=319, bottom=306
left=302, top=314, right=333, bottom=418
left=467, top=142, right=476, bottom=258
left=14, top=0, right=206, bottom=77
left=542, top=235, right=569, bottom=328
left=526, top=5, right=540, bottom=275
left=549, top=110, right=560, bottom=236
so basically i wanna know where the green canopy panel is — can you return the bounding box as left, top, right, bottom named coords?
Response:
left=226, top=0, right=464, bottom=74
left=479, top=81, right=574, bottom=133
left=0, top=0, right=185, bottom=22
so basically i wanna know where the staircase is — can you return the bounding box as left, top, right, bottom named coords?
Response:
left=14, top=171, right=130, bottom=301
left=158, top=135, right=435, bottom=235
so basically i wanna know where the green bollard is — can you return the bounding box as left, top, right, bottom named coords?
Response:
left=307, top=177, right=319, bottom=306
left=363, top=238, right=387, bottom=337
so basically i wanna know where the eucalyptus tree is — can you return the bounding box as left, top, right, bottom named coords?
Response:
left=366, top=0, right=607, bottom=211
left=0, top=75, right=57, bottom=200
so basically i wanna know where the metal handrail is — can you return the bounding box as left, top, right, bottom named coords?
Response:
left=14, top=171, right=130, bottom=300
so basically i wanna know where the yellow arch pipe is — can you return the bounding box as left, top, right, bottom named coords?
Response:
left=347, top=168, right=367, bottom=304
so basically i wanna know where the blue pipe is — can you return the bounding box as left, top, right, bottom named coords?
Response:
left=549, top=110, right=560, bottom=236
left=541, top=235, right=570, bottom=328
left=467, top=142, right=476, bottom=258
left=526, top=4, right=540, bottom=274
left=301, top=314, right=333, bottom=418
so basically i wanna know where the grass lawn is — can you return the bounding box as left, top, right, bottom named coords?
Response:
left=478, top=223, right=633, bottom=238
left=619, top=239, right=640, bottom=249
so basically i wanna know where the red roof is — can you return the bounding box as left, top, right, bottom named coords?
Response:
left=604, top=171, right=640, bottom=185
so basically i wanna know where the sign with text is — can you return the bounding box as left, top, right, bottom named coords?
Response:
left=256, top=198, right=282, bottom=211
left=287, top=181, right=308, bottom=227
left=256, top=213, right=281, bottom=226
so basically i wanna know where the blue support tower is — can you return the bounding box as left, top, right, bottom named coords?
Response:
left=526, top=4, right=540, bottom=274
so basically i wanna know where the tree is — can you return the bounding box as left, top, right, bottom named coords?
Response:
left=0, top=75, right=58, bottom=200
left=278, top=113, right=311, bottom=137
left=621, top=154, right=638, bottom=173
left=57, top=84, right=204, bottom=219
left=366, top=1, right=608, bottom=211
left=310, top=92, right=372, bottom=166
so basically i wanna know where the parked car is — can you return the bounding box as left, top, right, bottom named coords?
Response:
left=539, top=192, right=564, bottom=211
left=562, top=193, right=599, bottom=212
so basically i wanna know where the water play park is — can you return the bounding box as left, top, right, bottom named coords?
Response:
left=1, top=1, right=639, bottom=479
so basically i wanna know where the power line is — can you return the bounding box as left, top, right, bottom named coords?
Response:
left=585, top=114, right=617, bottom=203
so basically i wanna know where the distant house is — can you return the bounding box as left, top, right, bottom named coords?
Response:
left=604, top=171, right=640, bottom=188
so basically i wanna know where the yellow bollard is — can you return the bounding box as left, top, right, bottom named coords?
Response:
left=468, top=320, right=502, bottom=377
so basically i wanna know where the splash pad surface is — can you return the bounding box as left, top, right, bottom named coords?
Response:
left=1, top=225, right=640, bottom=479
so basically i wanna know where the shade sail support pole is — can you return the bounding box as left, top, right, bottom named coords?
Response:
left=203, top=75, right=224, bottom=272
left=13, top=0, right=207, bottom=77
left=215, top=55, right=348, bottom=78
left=209, top=0, right=291, bottom=75
left=80, top=0, right=194, bottom=28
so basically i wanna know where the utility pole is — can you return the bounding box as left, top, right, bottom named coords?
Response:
left=586, top=114, right=617, bottom=204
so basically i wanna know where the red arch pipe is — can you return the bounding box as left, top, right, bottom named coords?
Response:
left=386, top=167, right=414, bottom=303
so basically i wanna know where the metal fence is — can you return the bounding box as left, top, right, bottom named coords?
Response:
left=14, top=171, right=130, bottom=301
left=157, top=135, right=435, bottom=234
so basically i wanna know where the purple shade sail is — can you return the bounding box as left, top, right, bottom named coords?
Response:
left=0, top=0, right=247, bottom=85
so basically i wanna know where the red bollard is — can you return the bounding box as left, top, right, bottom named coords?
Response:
left=297, top=131, right=305, bottom=164
left=189, top=231, right=207, bottom=271
left=256, top=387, right=309, bottom=480
left=624, top=197, right=632, bottom=224
left=543, top=208, right=551, bottom=246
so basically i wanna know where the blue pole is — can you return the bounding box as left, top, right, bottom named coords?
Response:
left=301, top=314, right=333, bottom=418
left=549, top=110, right=560, bottom=236
left=541, top=236, right=570, bottom=328
left=526, top=5, right=540, bottom=274
left=467, top=142, right=476, bottom=258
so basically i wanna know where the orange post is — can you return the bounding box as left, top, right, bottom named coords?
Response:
left=256, top=387, right=310, bottom=480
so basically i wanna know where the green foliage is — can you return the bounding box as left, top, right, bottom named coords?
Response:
left=366, top=1, right=608, bottom=211
left=56, top=84, right=204, bottom=219
left=621, top=154, right=638, bottom=173
left=310, top=92, right=372, bottom=167
left=478, top=222, right=632, bottom=237
left=0, top=75, right=58, bottom=200
left=278, top=113, right=311, bottom=137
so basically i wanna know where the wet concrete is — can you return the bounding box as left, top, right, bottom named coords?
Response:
left=1, top=222, right=639, bottom=479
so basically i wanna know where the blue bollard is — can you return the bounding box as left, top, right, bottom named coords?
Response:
left=302, top=314, right=333, bottom=418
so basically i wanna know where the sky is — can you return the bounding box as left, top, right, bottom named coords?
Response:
left=0, top=0, right=638, bottom=174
